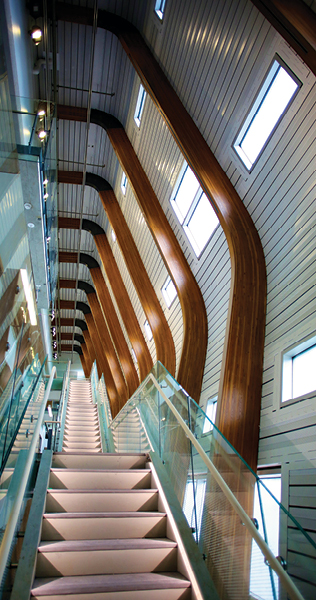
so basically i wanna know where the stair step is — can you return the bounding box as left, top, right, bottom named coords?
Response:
left=49, top=469, right=151, bottom=490
left=62, top=442, right=101, bottom=450
left=51, top=453, right=148, bottom=470
left=36, top=538, right=177, bottom=577
left=31, top=572, right=191, bottom=599
left=46, top=489, right=159, bottom=513
left=41, top=511, right=167, bottom=540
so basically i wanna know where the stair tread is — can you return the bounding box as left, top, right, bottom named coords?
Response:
left=32, top=572, right=190, bottom=595
left=43, top=511, right=166, bottom=519
left=53, top=453, right=147, bottom=457
left=38, top=538, right=176, bottom=552
left=47, top=489, right=158, bottom=494
left=50, top=468, right=150, bottom=473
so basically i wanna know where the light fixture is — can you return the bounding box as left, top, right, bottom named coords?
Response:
left=20, top=269, right=37, bottom=326
left=46, top=236, right=51, bottom=242
left=38, top=129, right=47, bottom=140
left=24, top=202, right=32, bottom=210
left=43, top=192, right=49, bottom=199
left=30, top=25, right=42, bottom=45
left=43, top=178, right=48, bottom=185
left=27, top=222, right=35, bottom=228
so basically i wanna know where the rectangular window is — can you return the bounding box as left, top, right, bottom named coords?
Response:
left=233, top=56, right=301, bottom=171
left=121, top=173, right=127, bottom=195
left=111, top=229, right=116, bottom=242
left=183, top=477, right=206, bottom=542
left=161, top=276, right=177, bottom=308
left=155, top=0, right=166, bottom=20
left=203, top=397, right=217, bottom=433
left=282, top=336, right=316, bottom=403
left=171, top=163, right=219, bottom=257
left=134, top=84, right=146, bottom=127
left=144, top=320, right=153, bottom=342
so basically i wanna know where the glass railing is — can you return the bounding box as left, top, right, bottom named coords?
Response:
left=0, top=355, right=47, bottom=477
left=107, top=362, right=310, bottom=600
left=90, top=363, right=114, bottom=452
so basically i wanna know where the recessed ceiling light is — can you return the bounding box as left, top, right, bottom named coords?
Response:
left=24, top=202, right=32, bottom=210
left=27, top=222, right=35, bottom=228
left=38, top=129, right=47, bottom=140
left=30, top=25, right=42, bottom=45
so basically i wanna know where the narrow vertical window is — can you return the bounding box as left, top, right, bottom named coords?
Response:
left=121, top=173, right=127, bottom=195
left=161, top=276, right=177, bottom=308
left=233, top=56, right=301, bottom=170
left=170, top=163, right=219, bottom=257
left=144, top=320, right=153, bottom=341
left=134, top=85, right=147, bottom=127
left=155, top=0, right=166, bottom=20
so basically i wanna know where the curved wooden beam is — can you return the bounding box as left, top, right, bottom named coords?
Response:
left=58, top=169, right=176, bottom=380
left=59, top=298, right=119, bottom=411
left=59, top=268, right=128, bottom=407
left=58, top=215, right=153, bottom=381
left=82, top=329, right=101, bottom=378
left=81, top=342, right=92, bottom=376
left=250, top=0, right=316, bottom=76
left=59, top=274, right=139, bottom=397
left=56, top=6, right=267, bottom=469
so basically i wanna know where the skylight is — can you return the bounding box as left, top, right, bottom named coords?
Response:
left=121, top=173, right=127, bottom=195
left=134, top=84, right=146, bottom=127
left=161, top=276, right=177, bottom=308
left=155, top=0, right=166, bottom=20
left=170, top=163, right=219, bottom=257
left=233, top=56, right=301, bottom=171
left=144, top=320, right=153, bottom=341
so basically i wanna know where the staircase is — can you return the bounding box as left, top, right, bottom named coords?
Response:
left=30, top=379, right=191, bottom=599
left=0, top=382, right=45, bottom=500
left=112, top=406, right=150, bottom=453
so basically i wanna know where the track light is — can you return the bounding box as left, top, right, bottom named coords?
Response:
left=38, top=129, right=47, bottom=140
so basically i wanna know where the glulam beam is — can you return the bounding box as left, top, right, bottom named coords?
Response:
left=59, top=299, right=119, bottom=412
left=58, top=170, right=176, bottom=380
left=59, top=269, right=139, bottom=397
left=56, top=7, right=267, bottom=469
left=59, top=272, right=128, bottom=407
left=58, top=215, right=153, bottom=381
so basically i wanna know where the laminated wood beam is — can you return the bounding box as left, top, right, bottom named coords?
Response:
left=250, top=0, right=316, bottom=76
left=59, top=270, right=135, bottom=401
left=59, top=267, right=140, bottom=397
left=81, top=342, right=92, bottom=376
left=58, top=215, right=153, bottom=381
left=58, top=171, right=175, bottom=381
left=56, top=8, right=267, bottom=468
left=82, top=329, right=101, bottom=379
left=59, top=299, right=119, bottom=411
left=58, top=271, right=128, bottom=407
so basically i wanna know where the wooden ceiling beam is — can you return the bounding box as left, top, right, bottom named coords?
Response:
left=60, top=273, right=138, bottom=398
left=57, top=170, right=175, bottom=380
left=58, top=214, right=153, bottom=381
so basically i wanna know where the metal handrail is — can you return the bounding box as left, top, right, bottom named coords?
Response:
left=0, top=356, right=48, bottom=479
left=111, top=372, right=304, bottom=600
left=0, top=366, right=56, bottom=588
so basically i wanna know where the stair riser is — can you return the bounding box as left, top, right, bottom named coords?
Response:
left=62, top=443, right=101, bottom=450
left=46, top=492, right=158, bottom=513
left=36, top=547, right=177, bottom=577
left=41, top=516, right=167, bottom=540
left=48, top=471, right=151, bottom=490
left=51, top=455, right=148, bottom=470
left=31, top=590, right=191, bottom=600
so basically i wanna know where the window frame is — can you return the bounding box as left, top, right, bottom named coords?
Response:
left=233, top=54, right=301, bottom=172
left=154, top=0, right=166, bottom=20
left=281, top=334, right=316, bottom=405
left=144, top=319, right=153, bottom=342
left=161, top=276, right=177, bottom=309
left=134, top=84, right=147, bottom=128
left=170, top=163, right=219, bottom=258
left=121, top=172, right=127, bottom=195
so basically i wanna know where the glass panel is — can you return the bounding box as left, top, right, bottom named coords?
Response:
left=171, top=165, right=200, bottom=224
left=162, top=276, right=177, bottom=308
left=184, top=192, right=219, bottom=256
left=108, top=360, right=316, bottom=600
left=292, top=345, right=316, bottom=398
